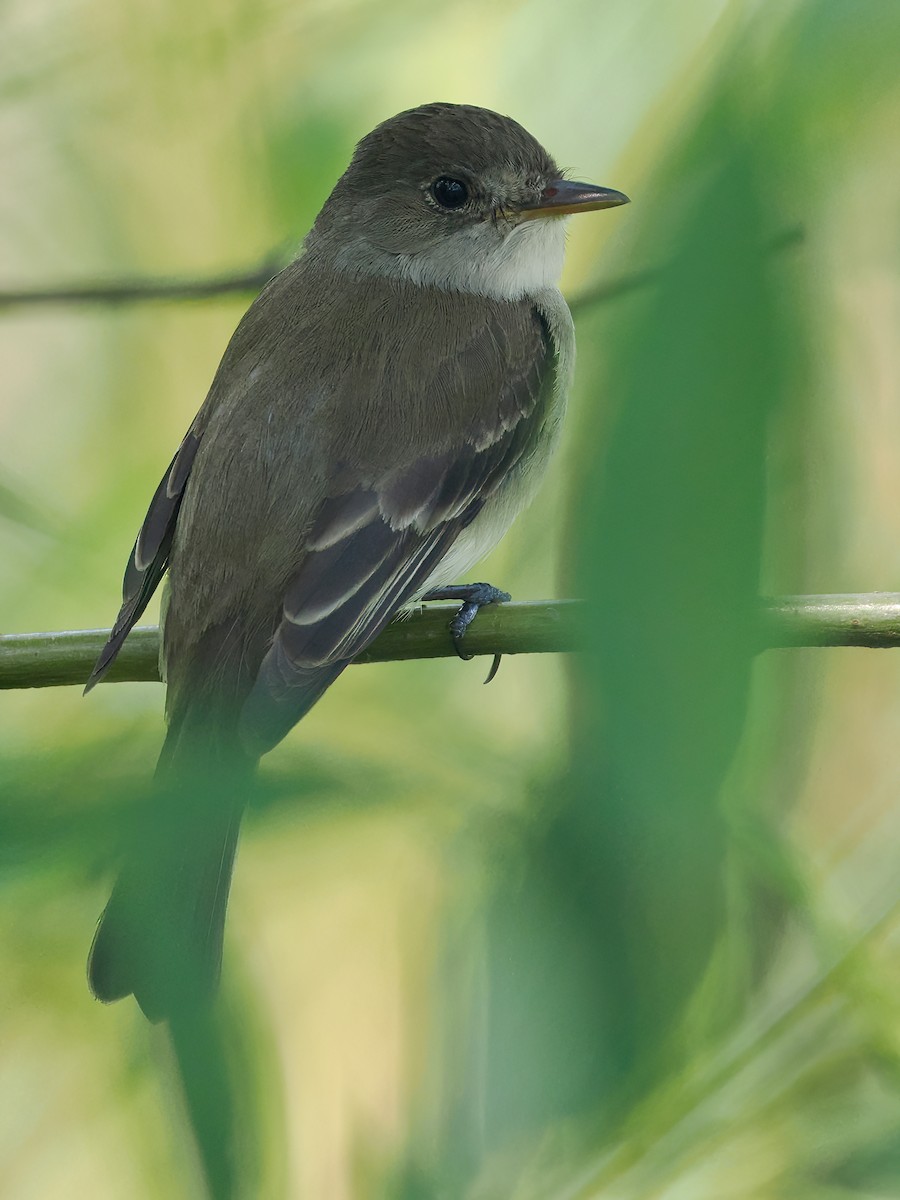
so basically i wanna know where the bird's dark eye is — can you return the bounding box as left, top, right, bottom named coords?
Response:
left=430, top=177, right=469, bottom=210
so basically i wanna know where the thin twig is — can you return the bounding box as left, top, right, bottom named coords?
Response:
left=0, top=254, right=288, bottom=312
left=567, top=224, right=804, bottom=315
left=0, top=227, right=803, bottom=315
left=1, top=593, right=897, bottom=691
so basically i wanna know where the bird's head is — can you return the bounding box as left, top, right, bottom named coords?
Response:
left=308, top=102, right=629, bottom=300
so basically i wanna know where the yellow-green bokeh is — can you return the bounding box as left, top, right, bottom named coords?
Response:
left=3, top=1, right=900, bottom=1197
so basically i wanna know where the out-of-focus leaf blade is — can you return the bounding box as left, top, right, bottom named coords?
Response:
left=570, top=98, right=788, bottom=1086
left=456, top=80, right=807, bottom=1195
left=0, top=470, right=56, bottom=534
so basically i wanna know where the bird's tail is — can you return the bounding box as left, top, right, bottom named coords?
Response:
left=88, top=698, right=256, bottom=1023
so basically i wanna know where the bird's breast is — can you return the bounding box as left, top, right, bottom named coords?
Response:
left=416, top=287, right=573, bottom=595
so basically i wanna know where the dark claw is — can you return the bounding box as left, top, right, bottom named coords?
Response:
left=421, top=582, right=511, bottom=666
left=483, top=654, right=503, bottom=685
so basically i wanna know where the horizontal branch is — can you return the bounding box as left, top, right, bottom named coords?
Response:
left=1, top=594, right=898, bottom=691
left=567, top=225, right=804, bottom=316
left=760, top=593, right=900, bottom=648
left=0, top=227, right=802, bottom=316
left=0, top=253, right=288, bottom=311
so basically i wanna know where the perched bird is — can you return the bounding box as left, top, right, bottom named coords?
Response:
left=85, top=102, right=628, bottom=1020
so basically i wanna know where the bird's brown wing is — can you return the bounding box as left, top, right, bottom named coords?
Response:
left=84, top=413, right=207, bottom=692
left=239, top=320, right=554, bottom=755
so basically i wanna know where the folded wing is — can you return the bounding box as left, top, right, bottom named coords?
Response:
left=84, top=415, right=207, bottom=692
left=239, top=314, right=554, bottom=753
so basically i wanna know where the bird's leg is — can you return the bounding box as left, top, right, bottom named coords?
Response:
left=421, top=582, right=511, bottom=681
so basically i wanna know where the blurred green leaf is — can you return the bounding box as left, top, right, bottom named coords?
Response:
left=168, top=1008, right=241, bottom=1200
left=570, top=99, right=782, bottom=1061
left=0, top=469, right=56, bottom=534
left=166, top=982, right=282, bottom=1200
left=4, top=0, right=900, bottom=1197
left=455, top=63, right=810, bottom=1198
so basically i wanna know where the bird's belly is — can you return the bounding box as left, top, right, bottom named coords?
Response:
left=411, top=284, right=573, bottom=598
left=415, top=503, right=515, bottom=595
left=413, top=442, right=555, bottom=597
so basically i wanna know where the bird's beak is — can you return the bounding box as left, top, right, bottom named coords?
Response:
left=517, top=179, right=630, bottom=221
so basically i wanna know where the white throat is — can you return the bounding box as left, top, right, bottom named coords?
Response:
left=334, top=217, right=568, bottom=302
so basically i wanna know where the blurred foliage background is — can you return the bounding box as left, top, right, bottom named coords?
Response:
left=3, top=0, right=900, bottom=1197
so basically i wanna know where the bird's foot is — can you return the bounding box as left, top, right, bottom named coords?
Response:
left=421, top=582, right=511, bottom=683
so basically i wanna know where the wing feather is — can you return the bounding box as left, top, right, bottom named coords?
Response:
left=238, top=305, right=554, bottom=754
left=84, top=420, right=205, bottom=692
left=88, top=277, right=559, bottom=767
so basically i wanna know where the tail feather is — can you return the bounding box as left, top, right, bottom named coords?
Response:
left=88, top=703, right=255, bottom=1022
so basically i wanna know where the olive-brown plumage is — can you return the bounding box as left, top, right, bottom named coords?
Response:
left=85, top=101, right=627, bottom=1019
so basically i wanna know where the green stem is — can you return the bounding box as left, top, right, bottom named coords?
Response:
left=1, top=594, right=898, bottom=691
